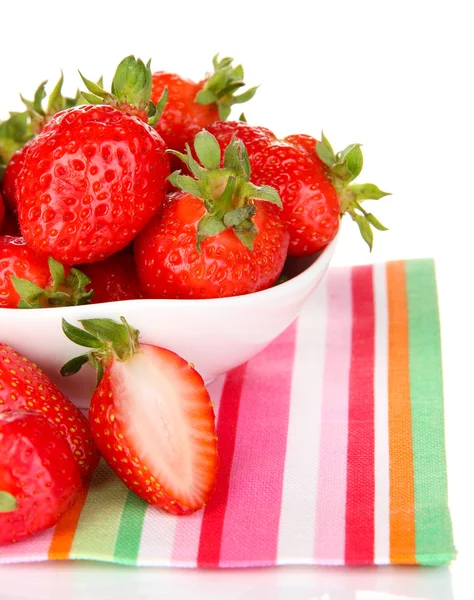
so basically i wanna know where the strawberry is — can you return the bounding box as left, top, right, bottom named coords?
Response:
left=79, top=252, right=143, bottom=304
left=0, top=343, right=99, bottom=480
left=134, top=131, right=288, bottom=299
left=16, top=57, right=169, bottom=265
left=151, top=55, right=257, bottom=157
left=0, top=411, right=82, bottom=545
left=209, top=122, right=390, bottom=255
left=61, top=317, right=219, bottom=515
left=0, top=236, right=93, bottom=308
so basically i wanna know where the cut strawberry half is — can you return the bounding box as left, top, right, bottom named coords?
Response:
left=61, top=317, right=218, bottom=515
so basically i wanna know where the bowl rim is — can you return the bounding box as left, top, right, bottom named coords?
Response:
left=0, top=235, right=338, bottom=318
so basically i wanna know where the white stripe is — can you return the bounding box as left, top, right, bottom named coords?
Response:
left=137, top=375, right=225, bottom=566
left=373, top=262, right=390, bottom=563
left=277, top=276, right=328, bottom=562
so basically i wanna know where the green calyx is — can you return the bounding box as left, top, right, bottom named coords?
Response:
left=168, top=130, right=282, bottom=251
left=0, top=491, right=18, bottom=513
left=79, top=56, right=167, bottom=125
left=0, top=74, right=80, bottom=178
left=61, top=317, right=140, bottom=384
left=195, top=54, right=258, bottom=121
left=11, top=258, right=93, bottom=309
left=316, top=132, right=390, bottom=251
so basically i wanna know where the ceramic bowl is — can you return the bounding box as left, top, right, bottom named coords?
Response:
left=0, top=236, right=338, bottom=408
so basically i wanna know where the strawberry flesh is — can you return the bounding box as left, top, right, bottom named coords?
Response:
left=89, top=344, right=218, bottom=514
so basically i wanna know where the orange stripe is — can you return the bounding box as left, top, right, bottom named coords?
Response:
left=387, top=261, right=417, bottom=564
left=48, top=486, right=89, bottom=559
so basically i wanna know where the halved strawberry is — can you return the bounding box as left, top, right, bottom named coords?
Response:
left=61, top=317, right=218, bottom=515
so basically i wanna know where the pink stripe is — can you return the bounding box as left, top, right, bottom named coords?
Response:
left=314, top=266, right=353, bottom=562
left=218, top=322, right=297, bottom=567
left=0, top=526, right=55, bottom=563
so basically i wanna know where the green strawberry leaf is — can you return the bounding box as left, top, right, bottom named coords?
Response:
left=60, top=353, right=90, bottom=377
left=196, top=214, right=227, bottom=251
left=250, top=184, right=282, bottom=207
left=62, top=319, right=104, bottom=349
left=232, top=86, right=258, bottom=105
left=48, top=257, right=66, bottom=288
left=316, top=135, right=337, bottom=167
left=342, top=144, right=363, bottom=181
left=195, top=89, right=219, bottom=105
left=168, top=172, right=204, bottom=199
left=365, top=212, right=388, bottom=231
left=352, top=213, right=374, bottom=250
left=194, top=131, right=221, bottom=170
left=349, top=183, right=391, bottom=201
left=223, top=205, right=256, bottom=227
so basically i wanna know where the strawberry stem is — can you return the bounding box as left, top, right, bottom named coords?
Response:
left=10, top=258, right=93, bottom=309
left=61, top=317, right=140, bottom=384
left=316, top=132, right=390, bottom=250
left=195, top=54, right=258, bottom=120
left=168, top=131, right=282, bottom=251
left=80, top=56, right=164, bottom=125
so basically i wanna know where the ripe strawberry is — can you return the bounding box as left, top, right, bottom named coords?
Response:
left=0, top=411, right=82, bottom=545
left=79, top=252, right=143, bottom=304
left=0, top=343, right=99, bottom=480
left=208, top=122, right=389, bottom=255
left=0, top=236, right=92, bottom=309
left=61, top=317, right=219, bottom=515
left=16, top=57, right=169, bottom=265
left=135, top=131, right=288, bottom=299
left=151, top=55, right=257, bottom=156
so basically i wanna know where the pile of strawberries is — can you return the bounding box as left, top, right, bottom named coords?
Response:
left=1, top=54, right=388, bottom=308
left=1, top=55, right=388, bottom=547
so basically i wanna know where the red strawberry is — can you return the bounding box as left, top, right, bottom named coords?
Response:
left=79, top=252, right=143, bottom=304
left=16, top=57, right=169, bottom=265
left=208, top=123, right=389, bottom=255
left=151, top=55, right=257, bottom=156
left=0, top=236, right=92, bottom=309
left=251, top=140, right=342, bottom=256
left=135, top=131, right=288, bottom=299
left=0, top=343, right=99, bottom=480
left=61, top=317, right=219, bottom=515
left=0, top=411, right=82, bottom=545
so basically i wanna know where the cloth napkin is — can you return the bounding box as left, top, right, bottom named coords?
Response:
left=0, top=259, right=456, bottom=567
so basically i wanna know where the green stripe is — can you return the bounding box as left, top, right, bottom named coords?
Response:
left=405, top=259, right=456, bottom=565
left=69, top=461, right=130, bottom=560
left=113, top=491, right=148, bottom=564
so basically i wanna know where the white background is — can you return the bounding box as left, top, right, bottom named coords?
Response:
left=1, top=1, right=473, bottom=598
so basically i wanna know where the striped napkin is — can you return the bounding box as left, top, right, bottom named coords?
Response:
left=0, top=259, right=456, bottom=567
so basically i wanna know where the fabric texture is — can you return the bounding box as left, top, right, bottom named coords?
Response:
left=0, top=259, right=456, bottom=567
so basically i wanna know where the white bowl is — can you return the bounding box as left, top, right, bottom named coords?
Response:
left=0, top=237, right=337, bottom=408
